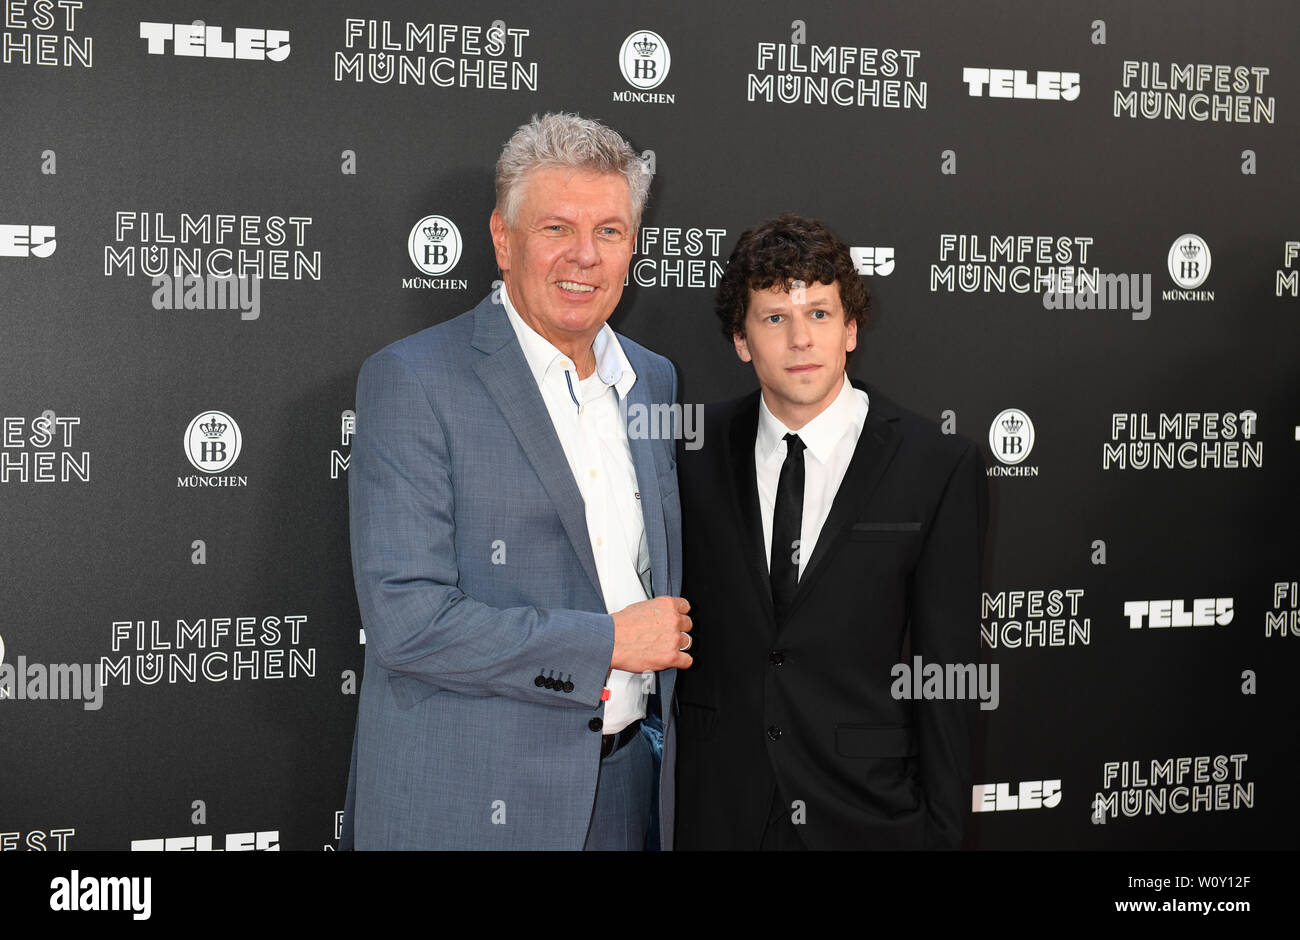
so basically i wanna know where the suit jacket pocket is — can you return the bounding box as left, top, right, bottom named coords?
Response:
left=850, top=521, right=922, bottom=541
left=835, top=724, right=917, bottom=758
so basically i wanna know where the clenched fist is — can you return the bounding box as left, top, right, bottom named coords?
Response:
left=611, top=595, right=692, bottom=673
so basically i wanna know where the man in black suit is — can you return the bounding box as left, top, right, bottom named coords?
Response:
left=675, top=214, right=987, bottom=849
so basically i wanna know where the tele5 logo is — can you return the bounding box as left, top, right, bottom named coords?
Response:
left=0, top=225, right=56, bottom=257
left=850, top=246, right=894, bottom=276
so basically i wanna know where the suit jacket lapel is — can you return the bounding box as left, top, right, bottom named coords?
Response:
left=470, top=298, right=604, bottom=603
left=785, top=383, right=902, bottom=620
left=726, top=392, right=778, bottom=629
left=619, top=376, right=670, bottom=598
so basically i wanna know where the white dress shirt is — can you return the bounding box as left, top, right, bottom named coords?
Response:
left=501, top=287, right=653, bottom=733
left=756, top=374, right=870, bottom=578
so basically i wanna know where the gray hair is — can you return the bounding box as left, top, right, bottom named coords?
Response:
left=494, top=112, right=651, bottom=226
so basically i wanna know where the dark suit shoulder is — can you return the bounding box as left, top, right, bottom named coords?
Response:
left=863, top=383, right=982, bottom=475
left=700, top=390, right=759, bottom=430
left=687, top=391, right=759, bottom=455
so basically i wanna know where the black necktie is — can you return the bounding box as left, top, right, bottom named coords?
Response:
left=769, top=433, right=805, bottom=621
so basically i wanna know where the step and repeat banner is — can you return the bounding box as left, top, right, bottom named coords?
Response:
left=2, top=0, right=1296, bottom=852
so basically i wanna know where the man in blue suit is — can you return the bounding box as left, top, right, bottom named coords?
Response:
left=341, top=113, right=691, bottom=850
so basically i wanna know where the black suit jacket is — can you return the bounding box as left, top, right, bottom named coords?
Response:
left=674, top=380, right=988, bottom=849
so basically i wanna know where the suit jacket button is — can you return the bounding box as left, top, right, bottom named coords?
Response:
left=766, top=725, right=782, bottom=741
left=769, top=651, right=785, bottom=666
left=534, top=675, right=546, bottom=687
left=544, top=677, right=556, bottom=689
left=589, top=717, right=603, bottom=732
left=563, top=680, right=575, bottom=693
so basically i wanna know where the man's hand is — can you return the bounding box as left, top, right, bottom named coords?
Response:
left=611, top=596, right=693, bottom=672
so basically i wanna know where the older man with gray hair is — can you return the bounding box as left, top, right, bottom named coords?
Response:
left=341, top=113, right=691, bottom=850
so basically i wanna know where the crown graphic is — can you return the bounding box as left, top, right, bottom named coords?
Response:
left=634, top=35, right=657, bottom=56
left=423, top=222, right=449, bottom=242
left=1001, top=415, right=1023, bottom=435
left=1179, top=239, right=1201, bottom=260
left=200, top=417, right=227, bottom=438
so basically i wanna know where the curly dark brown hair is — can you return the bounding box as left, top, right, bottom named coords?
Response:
left=715, top=213, right=870, bottom=340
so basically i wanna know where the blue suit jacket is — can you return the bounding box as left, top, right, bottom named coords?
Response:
left=340, top=293, right=681, bottom=849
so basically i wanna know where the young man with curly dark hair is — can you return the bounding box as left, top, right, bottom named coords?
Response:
left=674, top=213, right=988, bottom=850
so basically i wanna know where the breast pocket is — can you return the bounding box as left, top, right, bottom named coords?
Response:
left=850, top=521, right=922, bottom=542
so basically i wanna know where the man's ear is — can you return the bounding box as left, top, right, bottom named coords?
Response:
left=489, top=209, right=510, bottom=271
left=733, top=331, right=752, bottom=363
left=845, top=314, right=858, bottom=353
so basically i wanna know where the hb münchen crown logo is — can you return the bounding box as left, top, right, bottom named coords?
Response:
left=184, top=410, right=242, bottom=474
left=407, top=215, right=463, bottom=276
left=619, top=29, right=671, bottom=91
left=1166, top=233, right=1211, bottom=290
left=989, top=408, right=1036, bottom=467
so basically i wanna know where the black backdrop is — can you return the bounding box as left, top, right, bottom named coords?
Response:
left=2, top=0, right=1297, bottom=851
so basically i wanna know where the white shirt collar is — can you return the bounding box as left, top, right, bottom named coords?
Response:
left=757, top=374, right=866, bottom=463
left=500, top=283, right=636, bottom=398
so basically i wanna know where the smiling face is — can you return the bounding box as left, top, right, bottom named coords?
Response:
left=490, top=166, right=636, bottom=361
left=734, top=280, right=858, bottom=430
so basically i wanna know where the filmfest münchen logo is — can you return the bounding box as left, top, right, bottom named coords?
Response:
left=184, top=411, right=241, bottom=473
left=1167, top=234, right=1211, bottom=289
left=619, top=30, right=670, bottom=90
left=407, top=215, right=462, bottom=276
